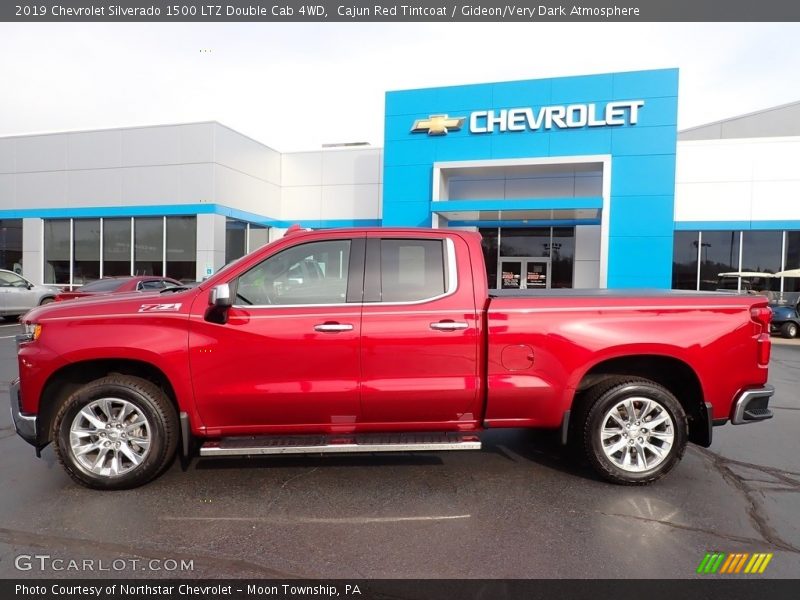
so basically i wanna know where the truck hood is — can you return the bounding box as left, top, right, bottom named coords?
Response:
left=23, top=287, right=200, bottom=323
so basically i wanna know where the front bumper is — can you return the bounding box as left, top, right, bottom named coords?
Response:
left=731, top=385, right=775, bottom=425
left=9, top=378, right=37, bottom=446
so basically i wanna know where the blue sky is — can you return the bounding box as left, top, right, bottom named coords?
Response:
left=1, top=22, right=798, bottom=150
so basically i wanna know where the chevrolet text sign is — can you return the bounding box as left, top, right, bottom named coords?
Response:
left=469, top=100, right=645, bottom=133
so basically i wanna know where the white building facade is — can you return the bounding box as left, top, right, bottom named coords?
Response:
left=0, top=79, right=798, bottom=296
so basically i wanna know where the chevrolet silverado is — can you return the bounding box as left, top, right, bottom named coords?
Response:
left=11, top=227, right=774, bottom=489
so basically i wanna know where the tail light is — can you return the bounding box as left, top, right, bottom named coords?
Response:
left=751, top=305, right=772, bottom=365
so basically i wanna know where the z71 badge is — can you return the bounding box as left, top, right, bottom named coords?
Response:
left=138, top=303, right=182, bottom=313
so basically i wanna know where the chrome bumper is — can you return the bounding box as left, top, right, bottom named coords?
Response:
left=9, top=378, right=37, bottom=446
left=731, top=385, right=775, bottom=425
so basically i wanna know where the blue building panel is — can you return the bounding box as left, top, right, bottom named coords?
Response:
left=383, top=68, right=679, bottom=288
left=607, top=236, right=674, bottom=288
left=550, top=72, right=615, bottom=104
left=612, top=125, right=677, bottom=156
left=609, top=196, right=675, bottom=238
left=490, top=132, right=551, bottom=159
left=491, top=78, right=552, bottom=107
left=612, top=68, right=679, bottom=99
left=610, top=155, right=677, bottom=197
left=547, top=127, right=612, bottom=157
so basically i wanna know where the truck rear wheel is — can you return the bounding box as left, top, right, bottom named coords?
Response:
left=52, top=375, right=178, bottom=490
left=581, top=378, right=688, bottom=485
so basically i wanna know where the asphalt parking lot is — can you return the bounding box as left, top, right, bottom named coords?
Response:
left=1, top=322, right=798, bottom=579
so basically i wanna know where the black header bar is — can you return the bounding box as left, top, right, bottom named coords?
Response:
left=4, top=0, right=800, bottom=22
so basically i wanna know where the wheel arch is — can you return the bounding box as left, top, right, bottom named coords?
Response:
left=36, top=358, right=180, bottom=447
left=569, top=354, right=709, bottom=447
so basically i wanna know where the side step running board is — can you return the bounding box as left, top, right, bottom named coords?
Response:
left=200, top=432, right=481, bottom=457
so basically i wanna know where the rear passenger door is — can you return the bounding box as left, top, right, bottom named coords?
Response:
left=359, top=233, right=481, bottom=427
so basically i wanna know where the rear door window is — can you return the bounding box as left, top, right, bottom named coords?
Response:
left=378, top=239, right=446, bottom=303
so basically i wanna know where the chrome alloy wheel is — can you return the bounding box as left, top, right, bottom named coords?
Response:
left=69, top=398, right=151, bottom=478
left=599, top=397, right=675, bottom=473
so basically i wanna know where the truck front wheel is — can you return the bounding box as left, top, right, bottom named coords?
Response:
left=581, top=378, right=688, bottom=485
left=52, top=375, right=178, bottom=490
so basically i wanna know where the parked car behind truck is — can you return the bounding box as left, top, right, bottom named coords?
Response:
left=11, top=228, right=775, bottom=489
left=0, top=269, right=58, bottom=318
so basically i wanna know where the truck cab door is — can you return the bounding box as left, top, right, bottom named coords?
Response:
left=359, top=233, right=481, bottom=428
left=188, top=235, right=365, bottom=434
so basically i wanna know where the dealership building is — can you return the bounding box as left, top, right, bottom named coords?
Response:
left=1, top=67, right=799, bottom=294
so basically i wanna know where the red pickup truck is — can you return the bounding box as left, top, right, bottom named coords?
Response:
left=11, top=228, right=774, bottom=490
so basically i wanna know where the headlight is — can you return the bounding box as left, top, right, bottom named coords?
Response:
left=20, top=323, right=42, bottom=342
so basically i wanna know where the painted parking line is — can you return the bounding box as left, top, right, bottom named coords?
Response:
left=161, top=514, right=471, bottom=524
left=0, top=335, right=19, bottom=339
left=0, top=323, right=22, bottom=328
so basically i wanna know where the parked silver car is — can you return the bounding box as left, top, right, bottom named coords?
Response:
left=0, top=269, right=58, bottom=319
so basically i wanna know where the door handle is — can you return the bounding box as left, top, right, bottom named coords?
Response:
left=430, top=320, right=469, bottom=331
left=314, top=322, right=354, bottom=333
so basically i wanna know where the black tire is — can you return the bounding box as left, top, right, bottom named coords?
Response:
left=781, top=321, right=799, bottom=339
left=51, top=375, right=178, bottom=490
left=39, top=297, right=55, bottom=305
left=580, top=378, right=688, bottom=485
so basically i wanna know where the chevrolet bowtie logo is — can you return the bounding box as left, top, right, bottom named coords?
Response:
left=410, top=114, right=466, bottom=136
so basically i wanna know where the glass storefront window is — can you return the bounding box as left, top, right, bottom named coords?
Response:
left=672, top=231, right=699, bottom=290
left=785, top=232, right=800, bottom=293
left=550, top=227, right=575, bottom=288
left=44, top=220, right=71, bottom=285
left=699, top=230, right=740, bottom=291
left=103, top=218, right=132, bottom=277
left=479, top=228, right=498, bottom=289
left=479, top=227, right=574, bottom=289
left=134, top=217, right=163, bottom=276
left=166, top=216, right=196, bottom=283
left=0, top=220, right=23, bottom=274
left=499, top=228, right=551, bottom=257
left=741, top=230, right=782, bottom=293
left=226, top=218, right=247, bottom=264
left=73, top=219, right=100, bottom=284
left=248, top=224, right=270, bottom=252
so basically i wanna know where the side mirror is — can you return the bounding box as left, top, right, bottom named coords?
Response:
left=209, top=283, right=233, bottom=307
left=206, top=283, right=232, bottom=325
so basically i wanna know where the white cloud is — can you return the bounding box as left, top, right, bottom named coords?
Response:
left=1, top=22, right=799, bottom=150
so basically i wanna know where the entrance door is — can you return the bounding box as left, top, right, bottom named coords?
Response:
left=498, top=257, right=550, bottom=290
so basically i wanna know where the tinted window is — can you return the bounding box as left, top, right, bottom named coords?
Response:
left=74, top=219, right=100, bottom=285
left=550, top=227, right=575, bottom=289
left=672, top=231, right=699, bottom=290
left=0, top=220, right=23, bottom=274
left=103, top=218, right=131, bottom=277
left=166, top=216, right=196, bottom=283
left=699, top=230, right=740, bottom=291
left=134, top=217, right=163, bottom=276
left=225, top=218, right=247, bottom=263
left=236, top=240, right=351, bottom=306
left=786, top=232, right=800, bottom=293
left=479, top=228, right=498, bottom=290
left=80, top=278, right=127, bottom=292
left=44, top=220, right=71, bottom=285
left=499, top=227, right=550, bottom=257
left=380, top=239, right=445, bottom=302
left=140, top=279, right=168, bottom=290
